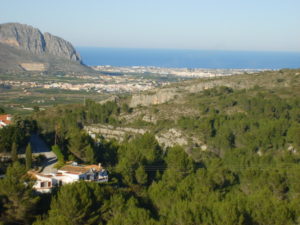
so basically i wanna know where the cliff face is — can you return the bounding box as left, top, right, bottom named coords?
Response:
left=43, top=32, right=81, bottom=62
left=130, top=89, right=177, bottom=107
left=128, top=76, right=267, bottom=107
left=0, top=23, right=81, bottom=63
left=0, top=23, right=93, bottom=74
left=0, top=23, right=45, bottom=54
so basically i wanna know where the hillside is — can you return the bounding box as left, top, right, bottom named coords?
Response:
left=0, top=23, right=93, bottom=74
left=84, top=69, right=300, bottom=154
left=1, top=69, right=300, bottom=224
left=33, top=68, right=300, bottom=156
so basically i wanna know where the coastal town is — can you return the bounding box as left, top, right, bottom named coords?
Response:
left=0, top=67, right=262, bottom=94
left=0, top=74, right=158, bottom=93
left=93, top=65, right=262, bottom=78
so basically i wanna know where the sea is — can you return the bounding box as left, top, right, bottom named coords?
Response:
left=77, top=47, right=300, bottom=69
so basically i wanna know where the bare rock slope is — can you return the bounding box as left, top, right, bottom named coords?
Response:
left=0, top=23, right=92, bottom=74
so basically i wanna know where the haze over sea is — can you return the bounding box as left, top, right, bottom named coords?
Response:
left=77, top=47, right=300, bottom=69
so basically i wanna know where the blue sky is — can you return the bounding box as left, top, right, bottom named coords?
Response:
left=1, top=0, right=300, bottom=51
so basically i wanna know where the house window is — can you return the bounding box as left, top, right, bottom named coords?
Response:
left=41, top=182, right=45, bottom=187
left=87, top=175, right=90, bottom=180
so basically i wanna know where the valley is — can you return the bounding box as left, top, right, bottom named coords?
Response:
left=0, top=67, right=260, bottom=114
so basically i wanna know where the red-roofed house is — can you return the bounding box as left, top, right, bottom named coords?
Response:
left=0, top=114, right=12, bottom=128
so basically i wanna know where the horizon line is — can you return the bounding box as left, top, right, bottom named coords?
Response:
left=75, top=46, right=300, bottom=54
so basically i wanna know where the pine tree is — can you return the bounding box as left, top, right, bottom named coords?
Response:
left=25, top=143, right=32, bottom=170
left=164, top=146, right=195, bottom=182
left=0, top=162, right=39, bottom=224
left=11, top=142, right=18, bottom=162
left=41, top=182, right=104, bottom=225
left=135, top=165, right=148, bottom=185
left=52, top=145, right=64, bottom=163
left=85, top=144, right=95, bottom=164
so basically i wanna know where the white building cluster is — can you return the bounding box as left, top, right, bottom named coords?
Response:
left=43, top=82, right=154, bottom=93
left=30, top=162, right=108, bottom=193
left=93, top=66, right=261, bottom=78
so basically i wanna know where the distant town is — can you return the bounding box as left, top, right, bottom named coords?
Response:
left=0, top=66, right=264, bottom=94
left=93, top=65, right=264, bottom=78
left=0, top=75, right=157, bottom=93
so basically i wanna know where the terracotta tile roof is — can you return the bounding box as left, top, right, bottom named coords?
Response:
left=84, top=165, right=102, bottom=171
left=27, top=171, right=38, bottom=180
left=66, top=171, right=82, bottom=175
left=37, top=174, right=53, bottom=178
left=59, top=161, right=102, bottom=174
left=59, top=164, right=102, bottom=174
left=59, top=165, right=89, bottom=173
left=27, top=171, right=53, bottom=179
left=0, top=114, right=12, bottom=127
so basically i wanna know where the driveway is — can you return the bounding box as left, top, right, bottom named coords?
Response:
left=30, top=134, right=57, bottom=173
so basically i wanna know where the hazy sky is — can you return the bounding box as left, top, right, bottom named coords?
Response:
left=1, top=0, right=300, bottom=51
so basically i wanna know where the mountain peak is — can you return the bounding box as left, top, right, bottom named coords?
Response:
left=0, top=23, right=92, bottom=74
left=0, top=22, right=81, bottom=63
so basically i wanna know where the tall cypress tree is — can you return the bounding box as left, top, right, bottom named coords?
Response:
left=85, top=144, right=95, bottom=164
left=11, top=142, right=18, bottom=162
left=25, top=144, right=32, bottom=170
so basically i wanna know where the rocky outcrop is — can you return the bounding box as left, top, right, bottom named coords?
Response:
left=129, top=88, right=177, bottom=107
left=85, top=125, right=206, bottom=151
left=128, top=80, right=234, bottom=107
left=155, top=128, right=188, bottom=148
left=84, top=125, right=147, bottom=142
left=129, top=77, right=257, bottom=107
left=0, top=23, right=81, bottom=62
left=98, top=95, right=119, bottom=105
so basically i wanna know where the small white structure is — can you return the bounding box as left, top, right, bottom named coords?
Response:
left=30, top=163, right=108, bottom=193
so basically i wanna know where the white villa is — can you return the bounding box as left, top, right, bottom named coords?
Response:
left=30, top=162, right=108, bottom=193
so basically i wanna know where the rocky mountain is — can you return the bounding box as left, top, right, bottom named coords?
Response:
left=0, top=23, right=92, bottom=74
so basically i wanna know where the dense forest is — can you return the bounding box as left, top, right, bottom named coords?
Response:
left=1, top=70, right=300, bottom=225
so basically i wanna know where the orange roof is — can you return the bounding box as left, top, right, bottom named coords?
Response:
left=59, top=165, right=89, bottom=173
left=0, top=114, right=12, bottom=126
left=85, top=165, right=103, bottom=171
left=37, top=174, right=53, bottom=178
left=27, top=171, right=53, bottom=179
left=27, top=170, right=38, bottom=180
left=66, top=171, right=81, bottom=175
left=59, top=164, right=102, bottom=174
